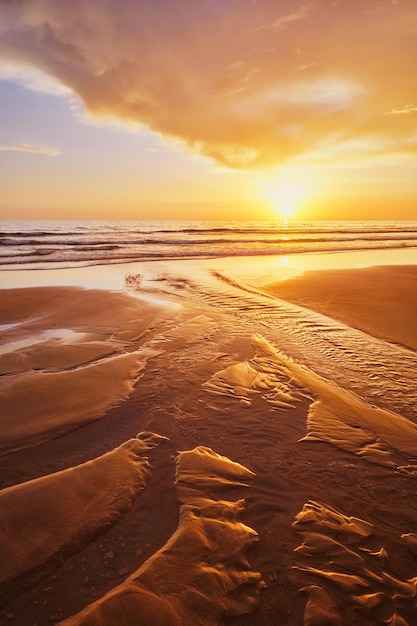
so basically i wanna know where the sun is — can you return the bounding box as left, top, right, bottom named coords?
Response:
left=280, top=205, right=294, bottom=219
left=260, top=177, right=312, bottom=220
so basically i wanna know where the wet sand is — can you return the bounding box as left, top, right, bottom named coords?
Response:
left=1, top=261, right=417, bottom=625
left=263, top=265, right=417, bottom=351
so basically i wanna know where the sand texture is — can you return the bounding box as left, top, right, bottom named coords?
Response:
left=0, top=433, right=167, bottom=587
left=0, top=287, right=175, bottom=455
left=263, top=265, right=417, bottom=351
left=1, top=261, right=417, bottom=625
left=292, top=500, right=417, bottom=624
left=59, top=446, right=261, bottom=626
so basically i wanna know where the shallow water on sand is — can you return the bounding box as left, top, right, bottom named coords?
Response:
left=129, top=260, right=417, bottom=423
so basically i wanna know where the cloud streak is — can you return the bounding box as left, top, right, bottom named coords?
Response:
left=0, top=143, right=59, bottom=157
left=0, top=0, right=416, bottom=169
left=271, top=4, right=312, bottom=31
left=385, top=105, right=417, bottom=116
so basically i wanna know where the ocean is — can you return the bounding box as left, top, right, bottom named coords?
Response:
left=1, top=219, right=417, bottom=270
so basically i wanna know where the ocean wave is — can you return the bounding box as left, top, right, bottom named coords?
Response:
left=2, top=222, right=417, bottom=240
left=3, top=233, right=417, bottom=248
left=2, top=237, right=417, bottom=270
left=2, top=220, right=417, bottom=270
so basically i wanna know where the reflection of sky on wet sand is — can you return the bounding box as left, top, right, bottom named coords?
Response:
left=0, top=322, right=20, bottom=331
left=1, top=247, right=417, bottom=292
left=206, top=248, right=417, bottom=289
left=0, top=328, right=87, bottom=355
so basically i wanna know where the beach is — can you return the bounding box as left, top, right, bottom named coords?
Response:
left=1, top=251, right=417, bottom=625
left=2, top=0, right=416, bottom=617
left=263, top=265, right=417, bottom=351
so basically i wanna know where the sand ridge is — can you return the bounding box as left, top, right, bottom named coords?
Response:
left=58, top=446, right=262, bottom=626
left=0, top=432, right=168, bottom=587
left=292, top=500, right=417, bottom=624
left=203, top=357, right=303, bottom=410
left=204, top=332, right=417, bottom=470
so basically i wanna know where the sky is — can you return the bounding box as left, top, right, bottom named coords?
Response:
left=0, top=0, right=416, bottom=221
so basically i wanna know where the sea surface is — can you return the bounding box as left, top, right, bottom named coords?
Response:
left=1, top=219, right=417, bottom=270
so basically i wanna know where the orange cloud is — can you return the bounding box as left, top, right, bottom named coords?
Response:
left=0, top=0, right=416, bottom=169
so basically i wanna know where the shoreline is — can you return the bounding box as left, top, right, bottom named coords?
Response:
left=1, top=246, right=417, bottom=291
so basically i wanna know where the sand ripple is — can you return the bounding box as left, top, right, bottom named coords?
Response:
left=130, top=264, right=417, bottom=422
left=204, top=333, right=417, bottom=470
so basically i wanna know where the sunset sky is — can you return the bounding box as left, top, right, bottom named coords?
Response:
left=0, top=0, right=416, bottom=221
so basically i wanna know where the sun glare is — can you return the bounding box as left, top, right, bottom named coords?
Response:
left=260, top=177, right=313, bottom=220
left=281, top=205, right=293, bottom=219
